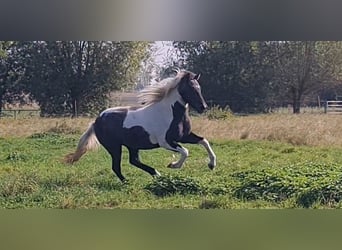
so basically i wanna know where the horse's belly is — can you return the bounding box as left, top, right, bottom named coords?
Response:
left=122, top=126, right=159, bottom=149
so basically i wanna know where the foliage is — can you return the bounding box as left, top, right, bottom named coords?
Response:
left=232, top=162, right=342, bottom=207
left=16, top=41, right=150, bottom=116
left=6, top=151, right=28, bottom=162
left=174, top=41, right=276, bottom=113
left=0, top=41, right=26, bottom=114
left=174, top=41, right=342, bottom=114
left=145, top=175, right=202, bottom=197
left=205, top=105, right=233, bottom=120
left=4, top=40, right=342, bottom=116
left=271, top=41, right=342, bottom=113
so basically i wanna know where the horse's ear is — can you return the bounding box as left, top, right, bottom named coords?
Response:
left=194, top=73, right=201, bottom=80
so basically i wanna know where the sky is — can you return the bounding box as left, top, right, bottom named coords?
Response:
left=151, top=41, right=175, bottom=66
left=136, top=41, right=177, bottom=86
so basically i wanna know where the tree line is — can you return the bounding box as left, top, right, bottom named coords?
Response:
left=2, top=41, right=342, bottom=116
left=173, top=41, right=342, bottom=113
left=0, top=41, right=149, bottom=116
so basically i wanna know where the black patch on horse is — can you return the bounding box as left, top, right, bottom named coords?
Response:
left=95, top=108, right=159, bottom=151
left=94, top=108, right=127, bottom=148
left=165, top=101, right=192, bottom=145
left=94, top=107, right=160, bottom=181
left=123, top=126, right=159, bottom=149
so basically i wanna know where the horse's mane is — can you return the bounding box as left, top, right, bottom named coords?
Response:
left=137, top=69, right=191, bottom=105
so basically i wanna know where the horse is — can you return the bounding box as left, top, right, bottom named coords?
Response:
left=64, top=69, right=216, bottom=182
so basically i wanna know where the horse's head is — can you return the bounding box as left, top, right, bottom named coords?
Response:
left=177, top=72, right=208, bottom=113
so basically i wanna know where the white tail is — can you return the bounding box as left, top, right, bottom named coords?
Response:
left=64, top=123, right=100, bottom=164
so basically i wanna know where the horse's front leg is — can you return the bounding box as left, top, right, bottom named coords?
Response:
left=159, top=141, right=189, bottom=169
left=180, top=132, right=216, bottom=170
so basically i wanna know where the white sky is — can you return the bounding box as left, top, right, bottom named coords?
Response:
left=151, top=41, right=175, bottom=66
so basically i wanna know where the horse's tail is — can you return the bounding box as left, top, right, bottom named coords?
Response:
left=64, top=122, right=100, bottom=164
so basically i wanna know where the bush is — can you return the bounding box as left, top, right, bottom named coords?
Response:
left=233, top=169, right=294, bottom=202
left=145, top=175, right=202, bottom=197
left=205, top=105, right=233, bottom=120
left=296, top=181, right=342, bottom=208
left=232, top=162, right=342, bottom=207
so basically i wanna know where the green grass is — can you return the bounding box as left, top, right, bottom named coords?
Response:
left=1, top=132, right=342, bottom=208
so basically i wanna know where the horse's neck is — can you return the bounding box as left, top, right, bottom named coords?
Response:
left=164, top=89, right=189, bottom=120
left=161, top=88, right=185, bottom=108
left=150, top=89, right=187, bottom=119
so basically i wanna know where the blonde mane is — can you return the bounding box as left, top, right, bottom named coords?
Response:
left=137, top=69, right=191, bottom=105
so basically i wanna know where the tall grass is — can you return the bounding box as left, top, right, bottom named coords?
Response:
left=1, top=114, right=342, bottom=147
left=0, top=118, right=93, bottom=138
left=194, top=113, right=342, bottom=147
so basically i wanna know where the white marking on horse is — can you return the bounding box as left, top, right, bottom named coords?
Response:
left=167, top=146, right=189, bottom=169
left=191, top=79, right=201, bottom=91
left=199, top=139, right=216, bottom=169
left=123, top=89, right=184, bottom=146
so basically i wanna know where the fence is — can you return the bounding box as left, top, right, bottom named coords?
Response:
left=0, top=109, right=40, bottom=119
left=324, top=101, right=342, bottom=114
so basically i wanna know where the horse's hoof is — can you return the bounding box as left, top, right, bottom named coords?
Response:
left=121, top=179, right=129, bottom=184
left=167, top=162, right=181, bottom=169
left=153, top=170, right=161, bottom=177
left=208, top=163, right=215, bottom=170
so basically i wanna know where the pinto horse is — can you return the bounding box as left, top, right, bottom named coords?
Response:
left=64, top=69, right=216, bottom=182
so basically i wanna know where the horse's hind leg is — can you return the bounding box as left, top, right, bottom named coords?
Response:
left=180, top=132, right=216, bottom=170
left=108, top=145, right=126, bottom=182
left=128, top=148, right=161, bottom=177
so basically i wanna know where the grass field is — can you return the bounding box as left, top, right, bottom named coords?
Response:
left=1, top=114, right=342, bottom=208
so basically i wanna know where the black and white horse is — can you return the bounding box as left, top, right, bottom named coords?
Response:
left=65, top=69, right=216, bottom=182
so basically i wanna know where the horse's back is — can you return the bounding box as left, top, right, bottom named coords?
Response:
left=95, top=106, right=159, bottom=150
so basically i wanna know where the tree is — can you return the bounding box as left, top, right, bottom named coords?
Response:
left=0, top=41, right=25, bottom=115
left=273, top=41, right=342, bottom=113
left=19, top=41, right=150, bottom=116
left=273, top=41, right=316, bottom=113
left=314, top=41, right=342, bottom=101
left=173, top=41, right=276, bottom=113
